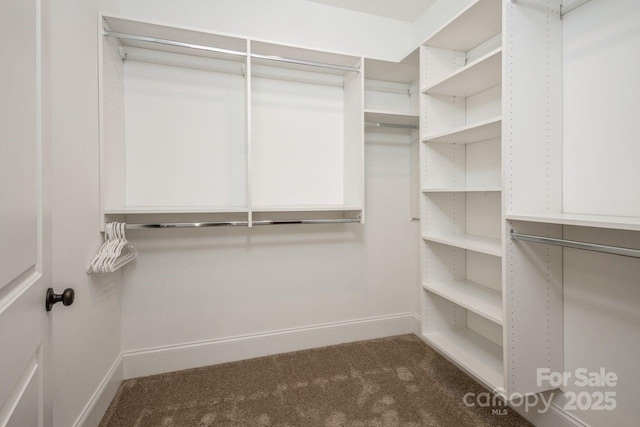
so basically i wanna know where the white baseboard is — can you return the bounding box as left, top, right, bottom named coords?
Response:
left=122, top=312, right=415, bottom=379
left=74, top=354, right=123, bottom=427
left=411, top=313, right=421, bottom=335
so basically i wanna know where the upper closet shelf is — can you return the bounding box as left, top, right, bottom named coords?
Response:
left=103, top=15, right=361, bottom=74
left=423, top=48, right=502, bottom=97
left=252, top=205, right=362, bottom=213
left=422, top=233, right=502, bottom=257
left=422, top=187, right=501, bottom=193
left=364, top=110, right=419, bottom=127
left=506, top=213, right=640, bottom=232
left=422, top=116, right=501, bottom=144
left=105, top=207, right=249, bottom=214
left=102, top=15, right=248, bottom=61
left=423, top=0, right=502, bottom=52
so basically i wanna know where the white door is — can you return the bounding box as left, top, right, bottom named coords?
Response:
left=0, top=0, right=53, bottom=425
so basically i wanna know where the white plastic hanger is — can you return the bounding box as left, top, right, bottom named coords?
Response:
left=87, top=222, right=137, bottom=274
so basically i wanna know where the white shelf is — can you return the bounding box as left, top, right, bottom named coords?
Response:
left=422, top=116, right=502, bottom=144
left=364, top=110, right=419, bottom=127
left=252, top=205, right=362, bottom=213
left=423, top=0, right=502, bottom=52
left=506, top=212, right=640, bottom=232
left=423, top=281, right=503, bottom=325
left=422, top=187, right=501, bottom=193
left=423, top=48, right=502, bottom=98
left=422, top=328, right=504, bottom=391
left=105, top=207, right=249, bottom=214
left=422, top=233, right=502, bottom=257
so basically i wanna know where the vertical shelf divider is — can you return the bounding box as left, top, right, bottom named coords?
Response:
left=246, top=40, right=253, bottom=227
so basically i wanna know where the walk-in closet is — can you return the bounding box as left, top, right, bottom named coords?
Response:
left=1, top=0, right=638, bottom=426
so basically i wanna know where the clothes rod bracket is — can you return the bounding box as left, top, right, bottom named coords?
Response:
left=510, top=229, right=640, bottom=259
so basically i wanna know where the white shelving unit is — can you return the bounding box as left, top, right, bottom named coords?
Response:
left=422, top=233, right=502, bottom=257
left=423, top=280, right=502, bottom=324
left=422, top=47, right=502, bottom=98
left=422, top=116, right=501, bottom=144
left=418, top=0, right=566, bottom=396
left=419, top=0, right=508, bottom=370
left=99, top=15, right=365, bottom=229
left=422, top=187, right=501, bottom=193
left=422, top=328, right=504, bottom=391
left=364, top=110, right=419, bottom=127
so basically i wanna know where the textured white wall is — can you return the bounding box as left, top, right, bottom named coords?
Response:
left=51, top=1, right=121, bottom=426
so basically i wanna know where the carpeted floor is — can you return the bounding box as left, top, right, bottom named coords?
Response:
left=100, top=334, right=530, bottom=426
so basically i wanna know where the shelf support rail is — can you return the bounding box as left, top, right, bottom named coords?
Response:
left=124, top=218, right=361, bottom=229
left=510, top=230, right=640, bottom=259
left=103, top=31, right=361, bottom=73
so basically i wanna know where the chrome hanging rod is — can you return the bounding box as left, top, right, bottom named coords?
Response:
left=253, top=218, right=361, bottom=226
left=510, top=230, right=640, bottom=259
left=103, top=31, right=361, bottom=73
left=126, top=221, right=248, bottom=229
left=365, top=122, right=418, bottom=130
left=124, top=218, right=360, bottom=229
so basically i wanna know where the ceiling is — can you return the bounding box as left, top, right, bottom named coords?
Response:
left=305, top=0, right=437, bottom=22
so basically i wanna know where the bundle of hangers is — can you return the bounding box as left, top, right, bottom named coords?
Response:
left=87, top=222, right=137, bottom=274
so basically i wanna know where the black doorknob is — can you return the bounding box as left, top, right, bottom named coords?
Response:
left=46, top=288, right=75, bottom=312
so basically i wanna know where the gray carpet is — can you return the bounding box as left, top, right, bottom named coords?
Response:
left=100, top=334, right=530, bottom=426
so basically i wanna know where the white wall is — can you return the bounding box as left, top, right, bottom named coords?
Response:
left=562, top=0, right=640, bottom=217
left=556, top=0, right=640, bottom=424
left=51, top=0, right=122, bottom=426
left=117, top=0, right=415, bottom=62
left=120, top=129, right=420, bottom=353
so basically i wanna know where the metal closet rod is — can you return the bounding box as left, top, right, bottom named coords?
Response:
left=365, top=122, right=418, bottom=130
left=103, top=31, right=361, bottom=73
left=125, top=218, right=361, bottom=229
left=510, top=230, right=640, bottom=259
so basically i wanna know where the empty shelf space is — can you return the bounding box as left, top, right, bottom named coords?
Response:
left=422, top=187, right=501, bottom=193
left=424, top=0, right=502, bottom=52
left=423, top=48, right=502, bottom=97
left=423, top=233, right=502, bottom=257
left=252, top=205, right=362, bottom=213
left=364, top=110, right=419, bottom=127
left=506, top=213, right=640, bottom=232
left=422, top=328, right=504, bottom=391
left=104, top=207, right=249, bottom=214
left=422, top=116, right=501, bottom=144
left=423, top=281, right=503, bottom=325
